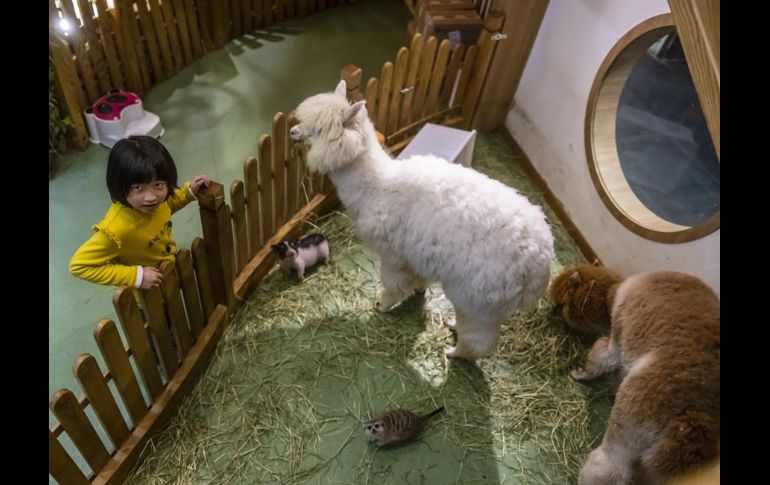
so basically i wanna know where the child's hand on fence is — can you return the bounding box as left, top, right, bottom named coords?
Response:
left=190, top=175, right=211, bottom=196
left=140, top=267, right=164, bottom=289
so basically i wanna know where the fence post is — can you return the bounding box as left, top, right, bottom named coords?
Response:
left=197, top=182, right=235, bottom=313
left=340, top=63, right=385, bottom=144
left=341, top=64, right=363, bottom=101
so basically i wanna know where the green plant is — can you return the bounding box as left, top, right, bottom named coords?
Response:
left=49, top=52, right=73, bottom=179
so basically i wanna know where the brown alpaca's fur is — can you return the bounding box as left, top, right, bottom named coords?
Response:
left=549, top=261, right=622, bottom=334
left=554, top=267, right=720, bottom=484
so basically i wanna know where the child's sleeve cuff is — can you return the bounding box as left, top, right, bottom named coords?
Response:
left=135, top=266, right=143, bottom=288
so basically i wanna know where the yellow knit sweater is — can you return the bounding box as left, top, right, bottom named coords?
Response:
left=69, top=183, right=196, bottom=287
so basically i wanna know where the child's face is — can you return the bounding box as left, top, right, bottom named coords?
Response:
left=127, top=179, right=169, bottom=213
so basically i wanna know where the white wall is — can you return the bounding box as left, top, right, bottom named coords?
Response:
left=505, top=0, right=720, bottom=295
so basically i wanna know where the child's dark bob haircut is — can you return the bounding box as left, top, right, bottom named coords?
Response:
left=106, top=135, right=179, bottom=207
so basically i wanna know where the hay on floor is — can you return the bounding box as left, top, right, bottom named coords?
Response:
left=127, top=133, right=612, bottom=484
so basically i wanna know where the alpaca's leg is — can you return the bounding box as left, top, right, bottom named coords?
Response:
left=295, top=261, right=306, bottom=282
left=444, top=309, right=503, bottom=361
left=376, top=257, right=426, bottom=312
left=579, top=385, right=649, bottom=485
left=571, top=336, right=621, bottom=380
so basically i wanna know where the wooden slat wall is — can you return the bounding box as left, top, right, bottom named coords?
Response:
left=185, top=0, right=203, bottom=59
left=59, top=0, right=100, bottom=100
left=135, top=1, right=166, bottom=83
left=93, top=0, right=125, bottom=89
left=75, top=0, right=111, bottom=93
left=172, top=0, right=194, bottom=65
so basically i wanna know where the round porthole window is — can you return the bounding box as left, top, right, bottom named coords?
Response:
left=585, top=14, right=719, bottom=243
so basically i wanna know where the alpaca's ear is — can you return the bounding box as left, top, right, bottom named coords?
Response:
left=343, top=100, right=366, bottom=126
left=334, top=80, right=347, bottom=98
left=569, top=271, right=582, bottom=289
left=592, top=258, right=601, bottom=267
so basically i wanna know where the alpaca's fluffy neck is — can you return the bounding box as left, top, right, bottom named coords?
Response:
left=327, top=126, right=389, bottom=218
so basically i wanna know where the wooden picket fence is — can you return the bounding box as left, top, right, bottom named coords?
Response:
left=49, top=247, right=229, bottom=484
left=49, top=0, right=360, bottom=149
left=49, top=19, right=506, bottom=481
left=342, top=13, right=503, bottom=153
left=197, top=113, right=338, bottom=313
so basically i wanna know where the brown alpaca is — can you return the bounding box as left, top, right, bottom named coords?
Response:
left=549, top=261, right=623, bottom=334
left=551, top=266, right=720, bottom=484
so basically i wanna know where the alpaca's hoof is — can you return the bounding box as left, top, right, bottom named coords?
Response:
left=444, top=346, right=475, bottom=361
left=570, top=366, right=590, bottom=380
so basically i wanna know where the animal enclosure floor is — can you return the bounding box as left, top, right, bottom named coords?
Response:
left=49, top=0, right=411, bottom=417
left=125, top=134, right=613, bottom=484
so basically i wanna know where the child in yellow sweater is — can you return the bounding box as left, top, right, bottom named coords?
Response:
left=69, top=136, right=210, bottom=291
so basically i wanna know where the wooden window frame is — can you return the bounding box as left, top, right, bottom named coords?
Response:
left=584, top=13, right=720, bottom=243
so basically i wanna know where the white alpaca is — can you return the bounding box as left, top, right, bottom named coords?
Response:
left=290, top=81, right=554, bottom=360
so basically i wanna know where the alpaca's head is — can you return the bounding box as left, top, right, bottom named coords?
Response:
left=290, top=81, right=370, bottom=174
left=549, top=261, right=623, bottom=334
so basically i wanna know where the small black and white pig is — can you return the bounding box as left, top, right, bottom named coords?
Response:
left=270, top=233, right=330, bottom=282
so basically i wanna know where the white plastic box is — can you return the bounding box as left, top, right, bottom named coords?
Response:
left=396, top=123, right=477, bottom=167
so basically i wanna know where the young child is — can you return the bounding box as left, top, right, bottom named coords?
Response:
left=69, top=135, right=210, bottom=292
